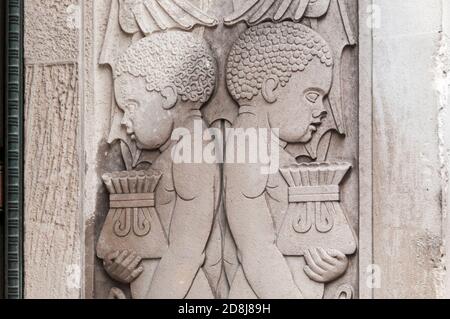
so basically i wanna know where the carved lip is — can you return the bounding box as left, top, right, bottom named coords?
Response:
left=309, top=119, right=323, bottom=132
left=309, top=124, right=318, bottom=133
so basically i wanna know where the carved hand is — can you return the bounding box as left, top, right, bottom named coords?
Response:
left=103, top=250, right=144, bottom=284
left=303, top=248, right=349, bottom=283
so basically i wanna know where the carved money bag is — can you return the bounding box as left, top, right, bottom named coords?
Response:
left=277, top=162, right=357, bottom=256
left=96, top=170, right=168, bottom=259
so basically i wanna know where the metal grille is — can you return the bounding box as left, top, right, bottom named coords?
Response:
left=4, top=0, right=23, bottom=300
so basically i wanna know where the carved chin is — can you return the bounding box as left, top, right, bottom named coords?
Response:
left=298, top=127, right=316, bottom=143
left=135, top=136, right=167, bottom=151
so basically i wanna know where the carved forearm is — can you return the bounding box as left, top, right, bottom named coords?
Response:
left=146, top=195, right=214, bottom=299
left=226, top=192, right=303, bottom=299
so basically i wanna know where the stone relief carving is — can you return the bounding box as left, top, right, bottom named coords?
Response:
left=224, top=0, right=332, bottom=26
left=117, top=0, right=218, bottom=35
left=224, top=21, right=356, bottom=299
left=277, top=162, right=356, bottom=254
left=226, top=0, right=356, bottom=161
left=96, top=0, right=358, bottom=299
left=97, top=30, right=222, bottom=299
left=100, top=0, right=220, bottom=170
left=97, top=170, right=167, bottom=259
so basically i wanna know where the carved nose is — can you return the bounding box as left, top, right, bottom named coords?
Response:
left=313, top=110, right=327, bottom=119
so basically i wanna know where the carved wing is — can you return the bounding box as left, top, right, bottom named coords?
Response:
left=100, top=0, right=218, bottom=67
left=118, top=0, right=218, bottom=35
left=224, top=0, right=331, bottom=26
left=316, top=0, right=356, bottom=136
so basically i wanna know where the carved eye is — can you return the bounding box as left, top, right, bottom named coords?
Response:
left=305, top=91, right=320, bottom=103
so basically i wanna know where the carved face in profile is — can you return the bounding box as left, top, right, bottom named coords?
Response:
left=264, top=59, right=331, bottom=143
left=226, top=22, right=334, bottom=145
left=114, top=74, right=177, bottom=150
left=112, top=31, right=216, bottom=151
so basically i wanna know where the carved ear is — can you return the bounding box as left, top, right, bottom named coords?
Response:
left=262, top=75, right=279, bottom=104
left=161, top=85, right=178, bottom=110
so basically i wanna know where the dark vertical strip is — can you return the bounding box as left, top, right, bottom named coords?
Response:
left=4, top=0, right=23, bottom=299
left=0, top=0, right=5, bottom=300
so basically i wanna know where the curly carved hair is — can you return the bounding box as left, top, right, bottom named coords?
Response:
left=226, top=21, right=333, bottom=102
left=114, top=31, right=216, bottom=104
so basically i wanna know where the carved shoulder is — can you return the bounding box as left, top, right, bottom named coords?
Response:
left=224, top=114, right=272, bottom=199
left=225, top=162, right=269, bottom=200
left=173, top=161, right=217, bottom=201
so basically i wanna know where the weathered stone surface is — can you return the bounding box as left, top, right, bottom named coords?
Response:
left=25, top=0, right=79, bottom=63
left=22, top=0, right=450, bottom=299
left=372, top=0, right=449, bottom=299
left=24, top=63, right=81, bottom=299
left=87, top=0, right=360, bottom=299
left=24, top=0, right=81, bottom=299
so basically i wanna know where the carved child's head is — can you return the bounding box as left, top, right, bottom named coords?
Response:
left=114, top=31, right=216, bottom=150
left=227, top=22, right=333, bottom=144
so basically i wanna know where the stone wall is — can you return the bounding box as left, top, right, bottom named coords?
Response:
left=24, top=0, right=81, bottom=299
left=371, top=0, right=450, bottom=298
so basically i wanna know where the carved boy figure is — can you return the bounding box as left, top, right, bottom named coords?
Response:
left=224, top=22, right=355, bottom=299
left=97, top=31, right=220, bottom=299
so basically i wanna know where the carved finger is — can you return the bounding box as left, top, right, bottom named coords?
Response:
left=114, top=250, right=129, bottom=264
left=116, top=251, right=132, bottom=274
left=104, top=261, right=119, bottom=276
left=309, top=248, right=332, bottom=271
left=317, top=247, right=338, bottom=266
left=125, top=266, right=144, bottom=282
left=304, top=249, right=326, bottom=275
left=122, top=251, right=137, bottom=268
left=327, top=249, right=347, bottom=261
left=118, top=267, right=133, bottom=281
left=118, top=253, right=140, bottom=280
left=104, top=261, right=120, bottom=280
left=106, top=251, right=120, bottom=263
left=304, top=266, right=325, bottom=283
left=110, top=250, right=129, bottom=273
left=127, top=255, right=142, bottom=271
